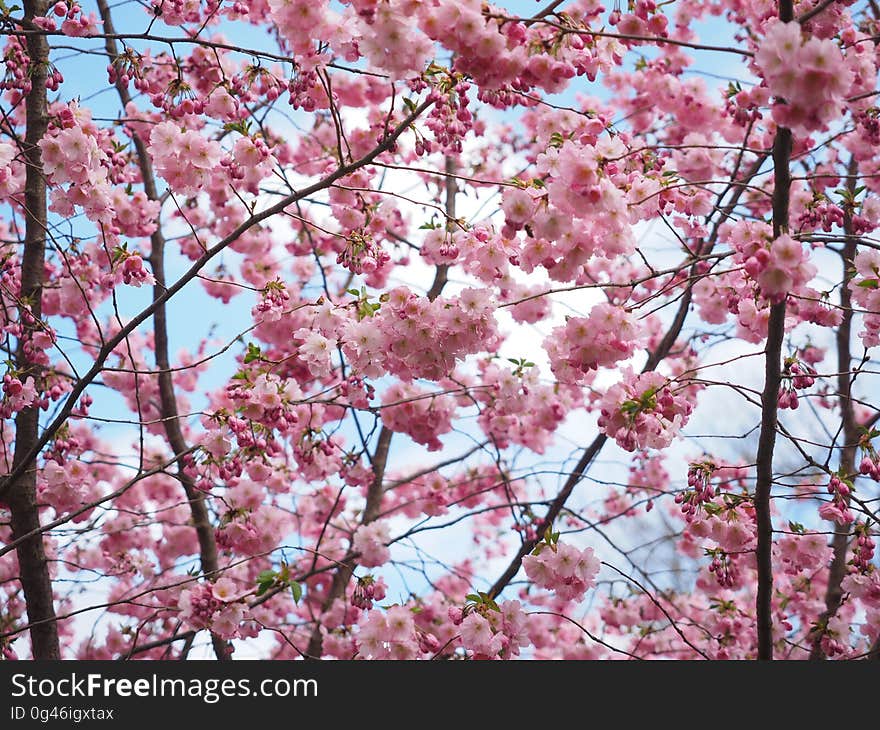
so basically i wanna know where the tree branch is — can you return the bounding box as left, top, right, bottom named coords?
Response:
left=753, top=0, right=795, bottom=661
left=6, top=0, right=60, bottom=660
left=797, top=0, right=839, bottom=25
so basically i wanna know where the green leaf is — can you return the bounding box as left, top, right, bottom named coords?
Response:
left=111, top=243, right=129, bottom=263
left=548, top=132, right=566, bottom=148
left=222, top=120, right=251, bottom=136
left=244, top=342, right=262, bottom=364
left=857, top=278, right=878, bottom=289
left=256, top=569, right=276, bottom=584
left=290, top=581, right=302, bottom=604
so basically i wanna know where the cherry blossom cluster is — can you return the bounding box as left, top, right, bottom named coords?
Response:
left=215, top=502, right=289, bottom=556
left=777, top=356, right=817, bottom=410
left=380, top=383, right=455, bottom=451
left=337, top=231, right=391, bottom=276
left=819, top=473, right=856, bottom=526
left=851, top=523, right=876, bottom=575
left=0, top=142, right=23, bottom=199
left=342, top=286, right=498, bottom=381
left=149, top=0, right=221, bottom=27
left=1, top=374, right=37, bottom=418
left=39, top=119, right=118, bottom=224
left=178, top=579, right=252, bottom=641
left=692, top=503, right=756, bottom=548
left=547, top=303, right=643, bottom=384
left=147, top=121, right=224, bottom=196
left=737, top=232, right=817, bottom=305
left=1, top=36, right=40, bottom=98
left=522, top=542, right=600, bottom=602
left=676, top=459, right=717, bottom=521
left=706, top=548, right=739, bottom=589
left=352, top=522, right=391, bottom=568
left=776, top=533, right=832, bottom=576
left=351, top=575, right=387, bottom=610
left=422, top=78, right=474, bottom=154
left=356, top=605, right=420, bottom=660
left=859, top=436, right=880, bottom=481
left=39, top=459, right=98, bottom=517
left=452, top=599, right=530, bottom=660
left=597, top=371, right=694, bottom=451
left=472, top=359, right=573, bottom=453
left=754, top=20, right=852, bottom=133
left=357, top=2, right=434, bottom=81
left=35, top=3, right=102, bottom=37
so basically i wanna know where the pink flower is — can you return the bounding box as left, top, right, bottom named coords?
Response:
left=459, top=612, right=504, bottom=658
left=502, top=187, right=539, bottom=227
left=201, top=428, right=232, bottom=459
left=819, top=499, right=855, bottom=526
left=524, top=544, right=599, bottom=601
left=547, top=302, right=643, bottom=382
left=754, top=21, right=852, bottom=133
left=380, top=382, right=455, bottom=452
left=178, top=584, right=221, bottom=631
left=212, top=603, right=246, bottom=640
left=211, top=577, right=249, bottom=603
left=148, top=122, right=224, bottom=195
left=353, top=522, right=391, bottom=568
left=598, top=370, right=694, bottom=451
left=357, top=606, right=419, bottom=659
left=2, top=375, right=38, bottom=415
left=296, top=328, right=333, bottom=378
left=61, top=11, right=101, bottom=37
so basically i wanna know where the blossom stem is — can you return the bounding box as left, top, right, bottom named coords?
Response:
left=754, top=0, right=794, bottom=661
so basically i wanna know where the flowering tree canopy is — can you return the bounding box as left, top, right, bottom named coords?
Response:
left=1, top=0, right=879, bottom=661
